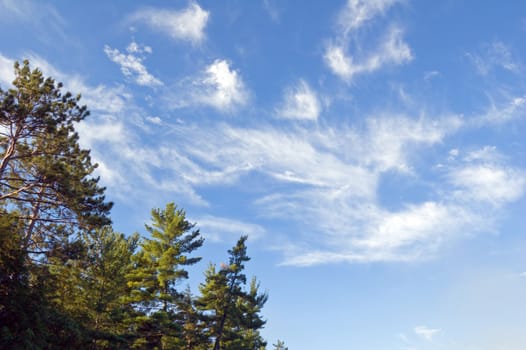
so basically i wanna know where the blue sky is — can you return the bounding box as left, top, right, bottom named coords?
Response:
left=1, top=0, right=526, bottom=348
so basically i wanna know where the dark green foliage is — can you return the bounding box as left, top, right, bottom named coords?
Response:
left=45, top=227, right=139, bottom=349
left=273, top=340, right=288, bottom=350
left=0, top=212, right=89, bottom=350
left=0, top=61, right=112, bottom=349
left=0, top=60, right=112, bottom=255
left=0, top=61, right=276, bottom=350
left=83, top=228, right=139, bottom=347
left=126, top=202, right=204, bottom=348
left=175, top=286, right=209, bottom=350
left=198, top=236, right=268, bottom=350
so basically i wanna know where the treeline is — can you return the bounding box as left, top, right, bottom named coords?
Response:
left=0, top=61, right=287, bottom=350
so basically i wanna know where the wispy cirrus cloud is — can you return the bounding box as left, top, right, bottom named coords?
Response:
left=325, top=25, right=412, bottom=82
left=0, top=52, right=134, bottom=116
left=276, top=79, right=321, bottom=120
left=324, top=0, right=411, bottom=82
left=159, top=114, right=491, bottom=265
left=466, top=41, right=521, bottom=76
left=0, top=0, right=66, bottom=43
left=414, top=325, right=441, bottom=340
left=476, top=93, right=526, bottom=124
left=104, top=41, right=162, bottom=87
left=262, top=0, right=281, bottom=22
left=130, top=2, right=209, bottom=45
left=194, top=215, right=266, bottom=242
left=97, top=104, right=521, bottom=266
left=4, top=54, right=526, bottom=265
left=337, top=0, right=401, bottom=36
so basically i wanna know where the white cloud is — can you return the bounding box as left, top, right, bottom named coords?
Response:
left=362, top=115, right=461, bottom=172
left=324, top=26, right=412, bottom=81
left=463, top=145, right=500, bottom=163
left=183, top=59, right=248, bottom=112
left=195, top=215, right=266, bottom=242
left=146, top=116, right=162, bottom=124
left=262, top=0, right=280, bottom=22
left=444, top=146, right=526, bottom=207
left=76, top=119, right=127, bottom=150
left=104, top=42, right=162, bottom=87
left=414, top=326, right=441, bottom=341
left=449, top=164, right=526, bottom=205
left=0, top=53, right=14, bottom=87
left=478, top=94, right=526, bottom=124
left=201, top=60, right=247, bottom=110
left=130, top=108, right=524, bottom=266
left=11, top=56, right=525, bottom=266
left=0, top=53, right=134, bottom=116
left=21, top=53, right=134, bottom=116
left=270, top=192, right=482, bottom=266
left=324, top=45, right=354, bottom=80
left=277, top=80, right=321, bottom=120
left=131, top=3, right=209, bottom=44
left=0, top=0, right=66, bottom=43
left=467, top=41, right=521, bottom=76
left=158, top=115, right=480, bottom=265
left=338, top=0, right=400, bottom=36
left=126, top=41, right=152, bottom=54
left=356, top=202, right=457, bottom=251
left=325, top=0, right=411, bottom=82
left=424, top=70, right=440, bottom=81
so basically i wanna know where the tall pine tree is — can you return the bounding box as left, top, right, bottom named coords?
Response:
left=0, top=60, right=112, bottom=350
left=197, top=236, right=267, bottom=350
left=126, top=202, right=204, bottom=349
left=0, top=60, right=112, bottom=255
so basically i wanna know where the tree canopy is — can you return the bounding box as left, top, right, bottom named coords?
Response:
left=0, top=61, right=286, bottom=349
left=0, top=60, right=112, bottom=255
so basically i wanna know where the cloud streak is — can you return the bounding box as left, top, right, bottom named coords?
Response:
left=325, top=26, right=412, bottom=82
left=324, top=0, right=411, bottom=81
left=195, top=215, right=266, bottom=242
left=337, top=0, right=401, bottom=36
left=130, top=3, right=209, bottom=45
left=414, top=326, right=441, bottom=340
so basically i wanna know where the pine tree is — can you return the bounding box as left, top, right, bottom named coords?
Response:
left=126, top=202, right=204, bottom=349
left=272, top=340, right=288, bottom=350
left=197, top=236, right=267, bottom=350
left=49, top=226, right=139, bottom=349
left=175, top=286, right=208, bottom=350
left=0, top=60, right=112, bottom=255
left=84, top=228, right=139, bottom=348
left=0, top=60, right=112, bottom=349
left=238, top=277, right=268, bottom=350
left=0, top=210, right=88, bottom=349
